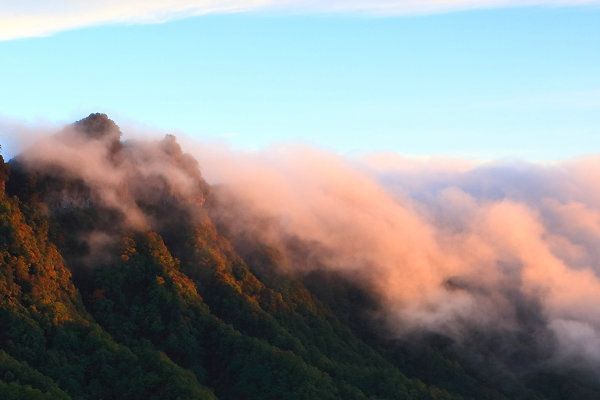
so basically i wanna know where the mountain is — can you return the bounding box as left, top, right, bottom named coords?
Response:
left=1, top=114, right=599, bottom=400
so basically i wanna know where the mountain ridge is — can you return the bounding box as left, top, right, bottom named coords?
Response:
left=1, top=114, right=599, bottom=400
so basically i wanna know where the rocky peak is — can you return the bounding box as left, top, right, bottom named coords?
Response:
left=73, top=113, right=122, bottom=143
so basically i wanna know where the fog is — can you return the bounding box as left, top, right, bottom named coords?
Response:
left=6, top=114, right=600, bottom=372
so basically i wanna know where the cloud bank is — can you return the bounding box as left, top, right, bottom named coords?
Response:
left=1, top=0, right=599, bottom=41
left=192, top=143, right=600, bottom=370
left=7, top=115, right=600, bottom=374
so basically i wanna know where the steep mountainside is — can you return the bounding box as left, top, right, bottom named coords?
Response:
left=1, top=114, right=599, bottom=400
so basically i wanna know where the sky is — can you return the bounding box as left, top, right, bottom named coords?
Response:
left=0, top=1, right=599, bottom=159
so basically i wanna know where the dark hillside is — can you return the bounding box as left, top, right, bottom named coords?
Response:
left=2, top=115, right=600, bottom=399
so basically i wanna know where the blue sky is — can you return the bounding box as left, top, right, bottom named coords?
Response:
left=1, top=4, right=599, bottom=159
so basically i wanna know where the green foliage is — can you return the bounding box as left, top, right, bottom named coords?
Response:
left=0, top=350, right=70, bottom=400
left=0, top=176, right=215, bottom=400
left=85, top=232, right=341, bottom=399
left=3, top=136, right=600, bottom=400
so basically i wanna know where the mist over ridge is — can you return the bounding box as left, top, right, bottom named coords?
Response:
left=2, top=113, right=600, bottom=399
left=7, top=114, right=600, bottom=365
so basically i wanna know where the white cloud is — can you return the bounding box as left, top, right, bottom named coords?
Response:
left=1, top=0, right=599, bottom=41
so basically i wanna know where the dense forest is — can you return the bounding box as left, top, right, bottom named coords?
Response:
left=1, top=114, right=599, bottom=400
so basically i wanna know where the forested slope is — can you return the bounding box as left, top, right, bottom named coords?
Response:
left=1, top=114, right=599, bottom=399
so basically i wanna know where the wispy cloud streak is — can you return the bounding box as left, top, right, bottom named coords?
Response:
left=1, top=0, right=599, bottom=41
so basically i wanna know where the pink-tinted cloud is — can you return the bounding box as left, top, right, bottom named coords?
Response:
left=8, top=119, right=600, bottom=369
left=1, top=0, right=600, bottom=41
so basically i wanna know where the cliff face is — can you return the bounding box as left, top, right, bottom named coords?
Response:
left=1, top=115, right=599, bottom=400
